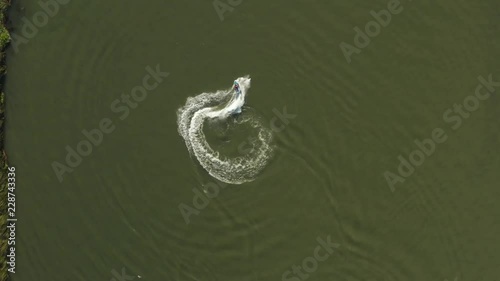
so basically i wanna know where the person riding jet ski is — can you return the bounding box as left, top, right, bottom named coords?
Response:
left=233, top=81, right=241, bottom=95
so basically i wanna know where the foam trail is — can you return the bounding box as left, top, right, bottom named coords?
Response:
left=177, top=76, right=273, bottom=184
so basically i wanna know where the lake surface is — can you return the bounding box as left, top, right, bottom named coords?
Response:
left=4, top=0, right=500, bottom=280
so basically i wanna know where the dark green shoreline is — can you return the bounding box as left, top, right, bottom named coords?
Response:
left=0, top=0, right=10, bottom=280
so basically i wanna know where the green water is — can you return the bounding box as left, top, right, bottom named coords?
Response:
left=4, top=0, right=500, bottom=280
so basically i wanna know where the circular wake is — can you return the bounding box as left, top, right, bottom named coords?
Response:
left=177, top=76, right=274, bottom=184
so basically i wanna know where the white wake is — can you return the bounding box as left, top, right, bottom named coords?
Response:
left=177, top=76, right=273, bottom=184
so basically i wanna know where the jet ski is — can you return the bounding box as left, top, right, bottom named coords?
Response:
left=229, top=80, right=243, bottom=115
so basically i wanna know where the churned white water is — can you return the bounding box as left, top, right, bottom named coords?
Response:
left=176, top=76, right=273, bottom=184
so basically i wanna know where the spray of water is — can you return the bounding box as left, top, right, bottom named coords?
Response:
left=177, top=76, right=273, bottom=184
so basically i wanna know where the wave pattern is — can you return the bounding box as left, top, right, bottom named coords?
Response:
left=177, top=77, right=273, bottom=184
